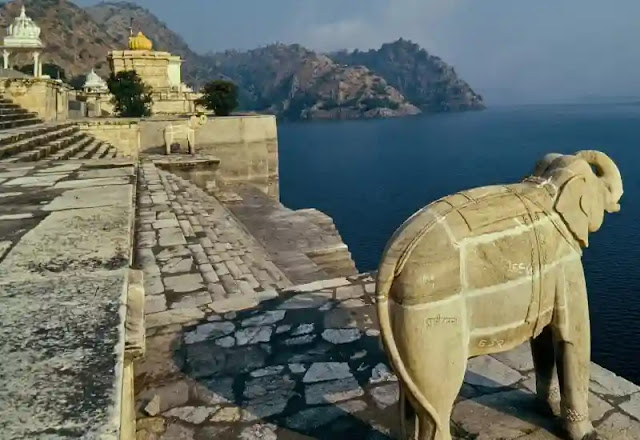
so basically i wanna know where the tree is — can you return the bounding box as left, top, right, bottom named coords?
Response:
left=106, top=70, right=152, bottom=117
left=68, top=74, right=87, bottom=90
left=196, top=79, right=238, bottom=116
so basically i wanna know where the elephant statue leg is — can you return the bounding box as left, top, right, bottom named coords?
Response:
left=399, top=385, right=418, bottom=439
left=530, top=326, right=561, bottom=416
left=555, top=264, right=598, bottom=440
left=163, top=131, right=172, bottom=155
left=187, top=130, right=195, bottom=155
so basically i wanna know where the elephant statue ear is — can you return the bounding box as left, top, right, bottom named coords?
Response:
left=189, top=115, right=198, bottom=125
left=555, top=175, right=590, bottom=247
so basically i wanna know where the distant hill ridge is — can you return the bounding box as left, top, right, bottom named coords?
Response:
left=0, top=0, right=486, bottom=120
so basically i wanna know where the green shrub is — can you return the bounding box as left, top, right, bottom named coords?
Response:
left=106, top=70, right=152, bottom=117
left=196, top=79, right=239, bottom=116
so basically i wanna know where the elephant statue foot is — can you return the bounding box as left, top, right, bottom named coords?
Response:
left=375, top=151, right=623, bottom=440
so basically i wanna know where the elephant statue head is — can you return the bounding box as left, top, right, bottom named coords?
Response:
left=531, top=150, right=623, bottom=247
left=188, top=113, right=208, bottom=129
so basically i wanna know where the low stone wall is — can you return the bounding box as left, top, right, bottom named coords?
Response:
left=151, top=91, right=202, bottom=115
left=76, top=119, right=141, bottom=158
left=139, top=115, right=279, bottom=200
left=0, top=77, right=70, bottom=121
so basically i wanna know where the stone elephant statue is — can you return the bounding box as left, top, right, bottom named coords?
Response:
left=375, top=150, right=623, bottom=440
left=163, top=114, right=208, bottom=155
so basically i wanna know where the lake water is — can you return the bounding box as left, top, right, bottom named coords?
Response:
left=278, top=104, right=640, bottom=385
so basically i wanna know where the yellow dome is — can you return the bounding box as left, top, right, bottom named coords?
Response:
left=128, top=31, right=153, bottom=51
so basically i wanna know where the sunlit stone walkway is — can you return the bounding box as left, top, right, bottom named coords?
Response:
left=133, top=166, right=640, bottom=440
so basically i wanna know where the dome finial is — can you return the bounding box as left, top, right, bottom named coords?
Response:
left=20, top=5, right=26, bottom=18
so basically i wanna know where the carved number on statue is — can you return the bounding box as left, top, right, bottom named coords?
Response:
left=479, top=339, right=505, bottom=348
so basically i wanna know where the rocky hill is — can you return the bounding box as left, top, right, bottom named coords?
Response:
left=206, top=44, right=420, bottom=121
left=0, top=0, right=118, bottom=79
left=0, top=0, right=485, bottom=120
left=331, top=39, right=485, bottom=112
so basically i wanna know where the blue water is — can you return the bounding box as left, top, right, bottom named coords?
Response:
left=278, top=104, right=640, bottom=385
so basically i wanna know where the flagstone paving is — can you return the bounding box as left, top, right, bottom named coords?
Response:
left=134, top=271, right=640, bottom=440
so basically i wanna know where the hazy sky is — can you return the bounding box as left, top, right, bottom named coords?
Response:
left=74, top=0, right=640, bottom=105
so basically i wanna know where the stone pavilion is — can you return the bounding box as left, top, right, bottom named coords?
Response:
left=1, top=6, right=45, bottom=77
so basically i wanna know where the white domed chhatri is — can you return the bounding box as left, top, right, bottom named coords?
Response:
left=4, top=6, right=43, bottom=48
left=83, top=69, right=108, bottom=93
left=1, top=6, right=45, bottom=77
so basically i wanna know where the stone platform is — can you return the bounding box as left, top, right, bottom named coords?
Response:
left=0, top=159, right=139, bottom=439
left=132, top=162, right=640, bottom=440
left=134, top=273, right=640, bottom=440
left=1, top=157, right=639, bottom=439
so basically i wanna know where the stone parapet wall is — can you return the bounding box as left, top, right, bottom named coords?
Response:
left=76, top=119, right=141, bottom=158
left=139, top=115, right=279, bottom=200
left=0, top=77, right=70, bottom=121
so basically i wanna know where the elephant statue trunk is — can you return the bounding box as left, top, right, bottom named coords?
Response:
left=376, top=150, right=623, bottom=440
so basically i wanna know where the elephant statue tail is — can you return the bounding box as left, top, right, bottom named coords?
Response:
left=376, top=262, right=444, bottom=436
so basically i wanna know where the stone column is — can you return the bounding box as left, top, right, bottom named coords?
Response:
left=3, top=50, right=10, bottom=69
left=32, top=51, right=40, bottom=77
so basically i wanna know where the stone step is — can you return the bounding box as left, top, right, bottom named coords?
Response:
left=2, top=132, right=90, bottom=163
left=0, top=124, right=79, bottom=159
left=69, top=139, right=103, bottom=160
left=0, top=122, right=75, bottom=147
left=104, top=146, right=118, bottom=159
left=0, top=117, right=42, bottom=130
left=0, top=111, right=39, bottom=122
left=92, top=142, right=110, bottom=158
left=0, top=102, right=21, bottom=110
left=0, top=107, right=29, bottom=116
left=47, top=135, right=95, bottom=161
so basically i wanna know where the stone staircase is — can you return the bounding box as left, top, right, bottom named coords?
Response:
left=0, top=94, right=119, bottom=163
left=0, top=122, right=119, bottom=163
left=0, top=96, right=43, bottom=129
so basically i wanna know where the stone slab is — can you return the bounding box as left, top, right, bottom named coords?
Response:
left=0, top=272, right=128, bottom=440
left=43, top=184, right=133, bottom=211
left=0, top=204, right=132, bottom=282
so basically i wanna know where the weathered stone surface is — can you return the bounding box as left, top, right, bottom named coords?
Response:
left=465, top=355, right=523, bottom=388
left=43, top=184, right=132, bottom=211
left=597, top=412, right=640, bottom=439
left=305, top=376, right=364, bottom=404
left=184, top=322, right=235, bottom=344
left=4, top=173, right=67, bottom=187
left=322, top=328, right=362, bottom=344
left=210, top=406, right=241, bottom=422
left=158, top=228, right=187, bottom=247
left=620, top=392, right=640, bottom=420
left=236, top=326, right=273, bottom=345
left=239, top=423, right=277, bottom=440
left=162, top=257, right=193, bottom=274
left=140, top=381, right=190, bottom=415
left=162, top=406, right=216, bottom=424
left=241, top=310, right=286, bottom=327
left=164, top=273, right=204, bottom=293
left=370, top=383, right=399, bottom=408
left=590, top=363, right=639, bottom=396
left=303, top=362, right=352, bottom=383
left=291, top=323, right=315, bottom=336
left=0, top=205, right=131, bottom=281
left=146, top=308, right=205, bottom=328
left=452, top=390, right=557, bottom=440
left=370, top=363, right=397, bottom=384
left=169, top=291, right=212, bottom=309
left=159, top=423, right=194, bottom=440
left=146, top=295, right=167, bottom=314
left=278, top=292, right=332, bottom=309
left=54, top=176, right=130, bottom=189
left=250, top=366, right=284, bottom=378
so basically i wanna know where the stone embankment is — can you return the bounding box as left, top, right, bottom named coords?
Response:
left=132, top=162, right=640, bottom=440
left=0, top=146, right=639, bottom=439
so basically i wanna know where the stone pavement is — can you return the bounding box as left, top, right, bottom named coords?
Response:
left=134, top=268, right=640, bottom=440
left=135, top=161, right=293, bottom=331
left=0, top=159, right=137, bottom=439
